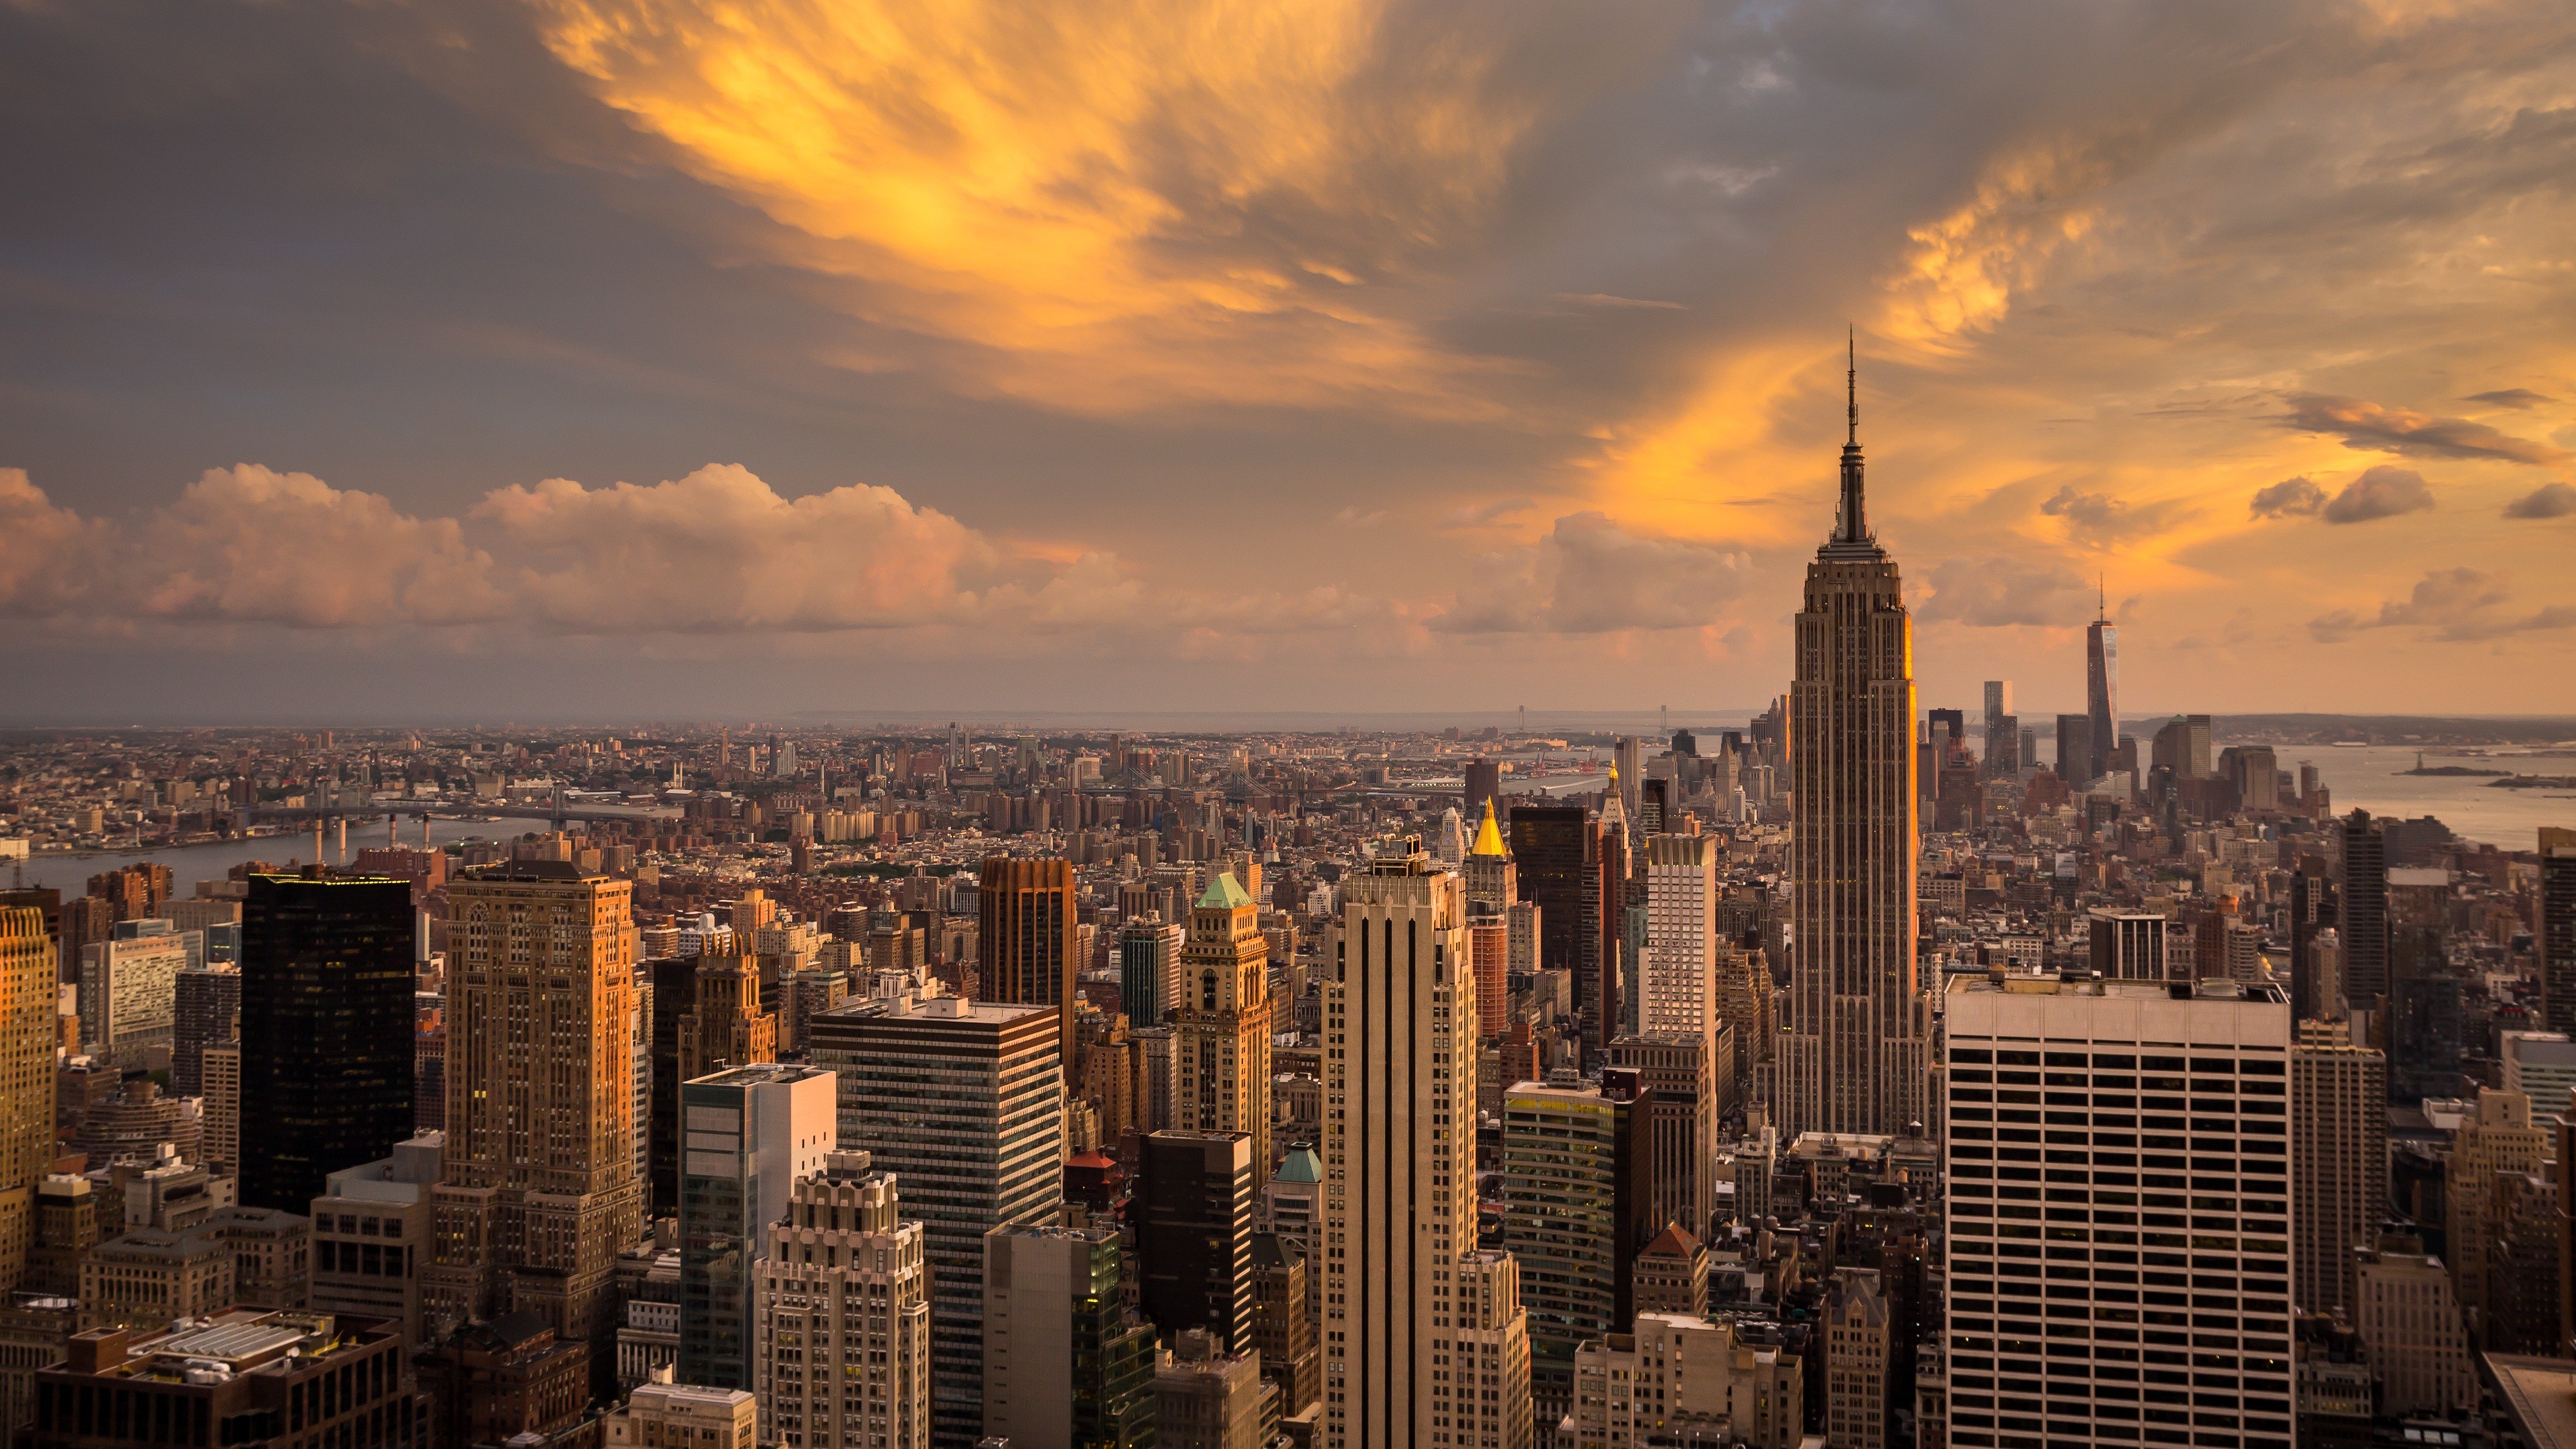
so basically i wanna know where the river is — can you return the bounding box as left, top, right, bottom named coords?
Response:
left=7, top=817, right=539, bottom=898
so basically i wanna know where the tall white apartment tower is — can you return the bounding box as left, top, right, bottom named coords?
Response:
left=1322, top=840, right=1532, bottom=1449
left=755, top=1148, right=932, bottom=1449
left=1640, top=835, right=1718, bottom=1038
left=1943, top=975, right=2294, bottom=1449
left=1778, top=350, right=1929, bottom=1139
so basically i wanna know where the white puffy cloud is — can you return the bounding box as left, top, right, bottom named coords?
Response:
left=0, top=463, right=1143, bottom=636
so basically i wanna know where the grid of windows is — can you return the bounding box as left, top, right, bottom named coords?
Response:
left=1943, top=1012, right=2294, bottom=1449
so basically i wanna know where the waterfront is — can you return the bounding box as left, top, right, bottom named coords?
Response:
left=7, top=816, right=533, bottom=898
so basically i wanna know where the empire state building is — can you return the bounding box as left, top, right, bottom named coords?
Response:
left=1776, top=345, right=1930, bottom=1138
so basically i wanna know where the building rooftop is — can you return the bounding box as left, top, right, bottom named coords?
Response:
left=1947, top=973, right=2288, bottom=1004
left=1195, top=870, right=1252, bottom=910
left=2485, top=1354, right=2576, bottom=1449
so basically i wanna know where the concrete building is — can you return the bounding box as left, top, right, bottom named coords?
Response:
left=199, top=1205, right=311, bottom=1310
left=415, top=1306, right=597, bottom=1448
left=678, top=955, right=777, bottom=1085
left=168, top=964, right=238, bottom=1099
left=2353, top=1241, right=2477, bottom=1414
left=753, top=1149, right=930, bottom=1449
left=1943, top=974, right=2294, bottom=1449
left=75, top=1228, right=235, bottom=1332
left=199, top=1044, right=239, bottom=1177
left=807, top=993, right=1062, bottom=1449
left=309, top=1132, right=443, bottom=1346
left=1605, top=1032, right=1718, bottom=1241
left=606, top=1374, right=757, bottom=1448
left=1779, top=373, right=1929, bottom=1140
left=426, top=861, right=643, bottom=1361
left=1640, top=835, right=1717, bottom=1039
left=1250, top=1232, right=1318, bottom=1416
left=0, top=907, right=54, bottom=1295
left=2443, top=1087, right=2550, bottom=1345
left=1134, top=1130, right=1255, bottom=1352
left=982, top=1224, right=1157, bottom=1449
left=1823, top=1268, right=1890, bottom=1449
left=1628, top=1224, right=1707, bottom=1320
left=1171, top=873, right=1275, bottom=1189
left=678, top=1063, right=835, bottom=1391
left=1155, top=1328, right=1279, bottom=1449
left=2086, top=911, right=2168, bottom=982
left=2500, top=1030, right=2576, bottom=1108
left=2292, top=1022, right=2385, bottom=1319
left=28, top=1308, right=416, bottom=1449
left=1118, top=917, right=1185, bottom=1028
left=1566, top=1313, right=1805, bottom=1449
left=1322, top=841, right=1532, bottom=1449
left=75, top=931, right=186, bottom=1070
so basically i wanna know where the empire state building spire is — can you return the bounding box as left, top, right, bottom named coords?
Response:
left=1829, top=329, right=1878, bottom=555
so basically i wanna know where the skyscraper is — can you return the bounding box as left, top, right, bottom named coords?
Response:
left=754, top=1148, right=932, bottom=1449
left=1943, top=973, right=2294, bottom=1449
left=1778, top=352, right=1929, bottom=1140
left=979, top=857, right=1079, bottom=1067
left=1980, top=680, right=2017, bottom=775
left=679, top=953, right=777, bottom=1082
left=2540, top=827, right=2576, bottom=1035
left=1133, top=1129, right=1256, bottom=1352
left=983, top=1224, right=1158, bottom=1449
left=1509, top=803, right=1591, bottom=1019
left=2339, top=809, right=2390, bottom=1008
left=1593, top=784, right=1631, bottom=1060
left=1640, top=835, right=1716, bottom=1038
left=238, top=873, right=415, bottom=1213
left=427, top=861, right=643, bottom=1364
left=2086, top=584, right=2118, bottom=785
left=808, top=994, right=1063, bottom=1449
left=680, top=1063, right=836, bottom=1391
left=170, top=965, right=239, bottom=1098
left=1322, top=841, right=1532, bottom=1449
left=1502, top=1072, right=1655, bottom=1437
left=1171, top=873, right=1273, bottom=1187
left=0, top=907, right=54, bottom=1293
left=2293, top=1021, right=2387, bottom=1320
left=1118, top=915, right=1185, bottom=1028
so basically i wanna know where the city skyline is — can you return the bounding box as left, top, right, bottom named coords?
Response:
left=4, top=1, right=2575, bottom=721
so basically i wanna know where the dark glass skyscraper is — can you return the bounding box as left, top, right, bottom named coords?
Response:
left=238, top=873, right=415, bottom=1212
left=2086, top=590, right=2118, bottom=785
left=2339, top=809, right=2390, bottom=1008
left=2541, top=828, right=2576, bottom=1034
left=1509, top=803, right=1595, bottom=1035
left=1131, top=1129, right=1255, bottom=1351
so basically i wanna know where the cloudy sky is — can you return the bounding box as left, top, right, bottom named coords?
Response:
left=3, top=0, right=2572, bottom=722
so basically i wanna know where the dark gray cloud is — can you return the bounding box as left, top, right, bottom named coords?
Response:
left=2248, top=476, right=2326, bottom=519
left=2319, top=466, right=2434, bottom=524
left=2283, top=394, right=2565, bottom=465
left=2468, top=389, right=2553, bottom=409
left=2505, top=482, right=2576, bottom=519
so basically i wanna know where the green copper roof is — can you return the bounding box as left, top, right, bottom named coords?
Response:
left=1277, top=1146, right=1322, bottom=1183
left=1197, top=869, right=1252, bottom=910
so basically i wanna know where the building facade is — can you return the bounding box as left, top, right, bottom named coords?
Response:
left=426, top=862, right=643, bottom=1362
left=1943, top=975, right=2294, bottom=1449
left=1322, top=841, right=1532, bottom=1449
left=1171, top=873, right=1274, bottom=1188
left=1778, top=373, right=1929, bottom=1141
left=239, top=873, right=416, bottom=1214
left=2290, top=1022, right=2385, bottom=1320
left=753, top=1149, right=931, bottom=1449
left=806, top=994, right=1063, bottom=1449
left=678, top=1064, right=835, bottom=1391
